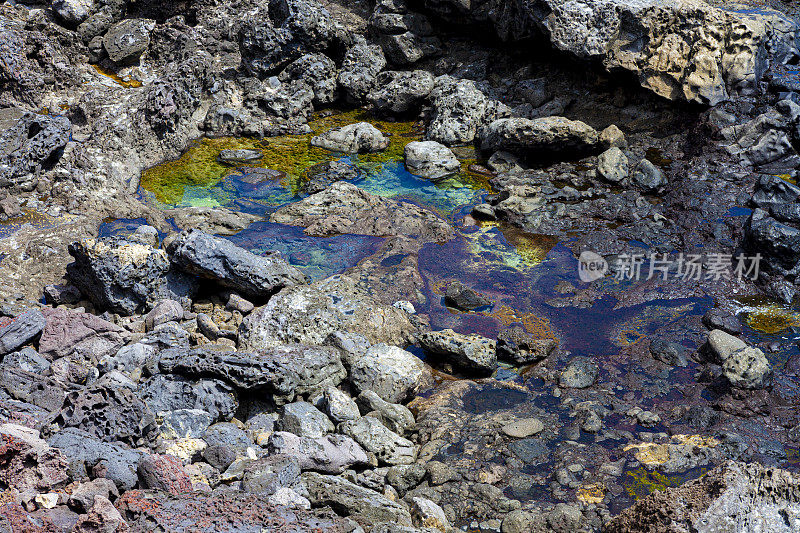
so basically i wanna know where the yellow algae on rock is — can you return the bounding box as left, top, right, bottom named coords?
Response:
left=81, top=238, right=165, bottom=266
left=577, top=482, right=606, bottom=504
left=746, top=305, right=800, bottom=334
left=623, top=467, right=686, bottom=500
left=624, top=435, right=719, bottom=467
left=163, top=438, right=208, bottom=463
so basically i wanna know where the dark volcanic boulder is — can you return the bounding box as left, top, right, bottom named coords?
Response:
left=47, top=428, right=142, bottom=491
left=116, top=489, right=355, bottom=532
left=51, top=386, right=157, bottom=446
left=0, top=112, right=71, bottom=192
left=167, top=229, right=308, bottom=299
left=159, top=344, right=346, bottom=404
left=139, top=374, right=238, bottom=421
left=67, top=236, right=197, bottom=315
left=102, top=18, right=154, bottom=63
left=0, top=309, right=45, bottom=355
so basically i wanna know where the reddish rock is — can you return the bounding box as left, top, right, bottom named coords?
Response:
left=39, top=308, right=127, bottom=361
left=0, top=498, right=60, bottom=533
left=137, top=454, right=192, bottom=495
left=0, top=424, right=69, bottom=493
left=116, top=490, right=356, bottom=532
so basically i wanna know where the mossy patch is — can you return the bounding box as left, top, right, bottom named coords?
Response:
left=623, top=467, right=685, bottom=500
left=746, top=305, right=800, bottom=334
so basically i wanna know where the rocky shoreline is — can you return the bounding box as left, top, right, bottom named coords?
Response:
left=3, top=0, right=800, bottom=531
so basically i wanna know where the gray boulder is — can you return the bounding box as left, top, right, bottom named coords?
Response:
left=597, top=147, right=629, bottom=183
left=279, top=53, right=338, bottom=105
left=47, top=428, right=142, bottom=491
left=53, top=0, right=95, bottom=24
left=159, top=344, right=346, bottom=404
left=368, top=70, right=435, bottom=114
left=321, top=387, right=361, bottom=424
left=480, top=116, right=600, bottom=157
left=1, top=347, right=50, bottom=374
left=706, top=329, right=748, bottom=363
left=0, top=112, right=71, bottom=192
left=67, top=236, right=197, bottom=315
left=311, top=122, right=389, bottom=153
left=241, top=454, right=303, bottom=495
left=356, top=390, right=415, bottom=435
left=268, top=431, right=369, bottom=473
left=239, top=275, right=415, bottom=349
left=302, top=471, right=414, bottom=526
left=277, top=401, right=334, bottom=438
left=404, top=141, right=460, bottom=180
left=0, top=309, right=45, bottom=355
left=140, top=374, right=238, bottom=422
left=631, top=159, right=666, bottom=192
left=427, top=76, right=504, bottom=146
left=559, top=356, right=599, bottom=389
left=417, top=329, right=497, bottom=374
left=723, top=347, right=773, bottom=390
left=300, top=160, right=362, bottom=196
left=167, top=229, right=308, bottom=299
left=338, top=40, right=387, bottom=104
left=349, top=344, right=427, bottom=403
left=102, top=18, right=154, bottom=63
left=339, top=416, right=416, bottom=465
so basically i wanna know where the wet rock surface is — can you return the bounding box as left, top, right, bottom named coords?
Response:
left=3, top=0, right=800, bottom=529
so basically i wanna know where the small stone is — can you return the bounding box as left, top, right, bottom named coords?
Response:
left=0, top=309, right=46, bottom=355
left=277, top=401, right=334, bottom=438
left=723, top=347, right=773, bottom=390
left=631, top=159, right=666, bottom=192
left=34, top=493, right=59, bottom=510
left=596, top=147, right=628, bottom=183
left=410, top=497, right=449, bottom=531
left=144, top=299, right=184, bottom=331
left=706, top=329, right=748, bottom=363
left=226, top=293, right=254, bottom=314
left=311, top=122, right=389, bottom=153
left=502, top=418, right=544, bottom=438
left=559, top=357, right=599, bottom=389
left=600, top=124, right=626, bottom=149
left=444, top=281, right=491, bottom=311
left=322, top=387, right=361, bottom=424
left=138, top=454, right=192, bottom=495
left=217, top=149, right=263, bottom=165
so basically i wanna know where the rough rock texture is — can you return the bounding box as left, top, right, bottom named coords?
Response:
left=0, top=112, right=72, bottom=192
left=159, top=344, right=346, bottom=403
left=302, top=471, right=414, bottom=526
left=422, top=0, right=798, bottom=104
left=481, top=116, right=600, bottom=158
left=426, top=76, right=507, bottom=145
left=368, top=70, right=435, bottom=114
left=271, top=181, right=455, bottom=242
left=311, top=122, right=390, bottom=153
left=338, top=40, right=387, bottom=104
left=103, top=18, right=154, bottom=63
left=67, top=237, right=196, bottom=315
left=167, top=229, right=308, bottom=299
left=340, top=416, right=416, bottom=465
left=140, top=374, right=238, bottom=421
left=39, top=307, right=127, bottom=361
left=404, top=141, right=460, bottom=180
left=606, top=461, right=800, bottom=532
left=268, top=431, right=370, bottom=473
left=0, top=309, right=45, bottom=355
left=116, top=489, right=357, bottom=532
left=418, top=330, right=497, bottom=374
left=349, top=343, right=428, bottom=403
left=0, top=424, right=69, bottom=493
left=239, top=275, right=416, bottom=349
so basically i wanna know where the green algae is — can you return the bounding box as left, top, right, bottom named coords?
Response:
left=745, top=305, right=800, bottom=334
left=140, top=137, right=272, bottom=205
left=623, top=468, right=686, bottom=500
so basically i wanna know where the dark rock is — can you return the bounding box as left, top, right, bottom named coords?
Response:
left=496, top=325, right=557, bottom=365
left=0, top=309, right=45, bottom=355
left=0, top=113, right=71, bottom=192
left=0, top=366, right=66, bottom=412
left=444, top=281, right=491, bottom=311
left=102, top=18, right=154, bottom=63
left=300, top=160, right=362, bottom=195
left=279, top=53, right=338, bottom=105
left=1, top=347, right=50, bottom=374
left=67, top=237, right=197, bottom=315
left=368, top=70, right=435, bottom=114
left=202, top=423, right=253, bottom=458
left=144, top=299, right=184, bottom=331
left=139, top=374, right=238, bottom=422
left=241, top=454, right=302, bottom=495
left=159, top=344, right=345, bottom=403
left=338, top=40, right=387, bottom=104
left=43, top=284, right=82, bottom=306
left=702, top=308, right=743, bottom=335
left=202, top=445, right=237, bottom=472
left=167, top=229, right=308, bottom=299
left=508, top=438, right=550, bottom=464
left=649, top=339, right=689, bottom=367
left=52, top=386, right=156, bottom=446
left=47, top=428, right=142, bottom=491
left=631, top=159, right=666, bottom=192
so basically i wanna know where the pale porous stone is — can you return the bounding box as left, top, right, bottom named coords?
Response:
left=404, top=141, right=460, bottom=180
left=238, top=275, right=416, bottom=349
left=311, top=122, right=389, bottom=153
left=349, top=344, right=428, bottom=403
left=480, top=116, right=600, bottom=157
left=422, top=0, right=799, bottom=105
